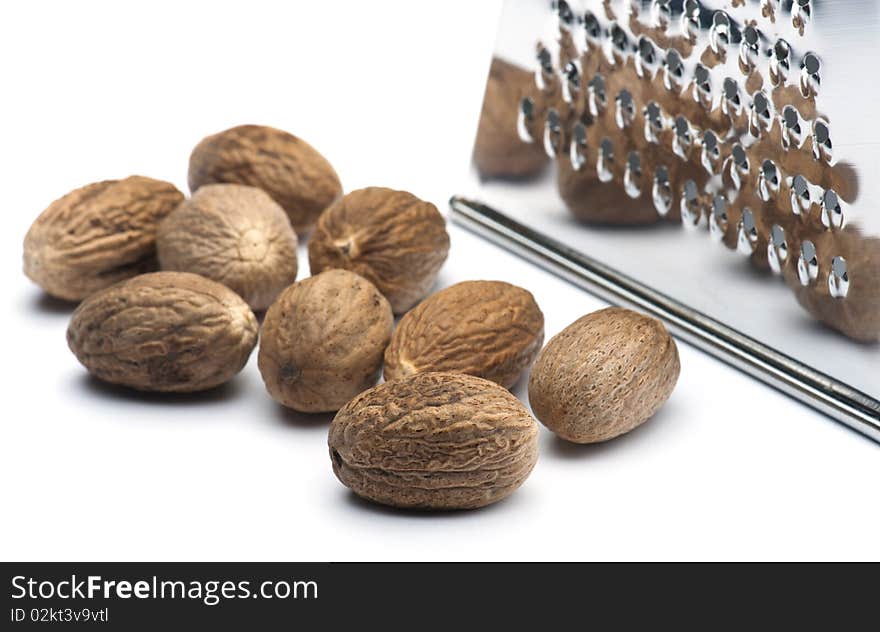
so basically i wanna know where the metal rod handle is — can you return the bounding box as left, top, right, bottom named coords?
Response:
left=450, top=195, right=880, bottom=443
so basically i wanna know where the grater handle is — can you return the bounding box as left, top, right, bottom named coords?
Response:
left=449, top=194, right=880, bottom=443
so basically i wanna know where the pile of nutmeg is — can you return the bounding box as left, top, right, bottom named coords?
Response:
left=23, top=124, right=680, bottom=511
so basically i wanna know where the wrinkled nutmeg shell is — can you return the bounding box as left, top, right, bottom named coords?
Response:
left=383, top=280, right=544, bottom=388
left=472, top=57, right=549, bottom=180
left=258, top=269, right=393, bottom=413
left=529, top=307, right=680, bottom=444
left=157, top=184, right=298, bottom=311
left=188, top=124, right=342, bottom=233
left=308, top=187, right=450, bottom=314
left=23, top=176, right=184, bottom=301
left=67, top=272, right=258, bottom=392
left=328, top=371, right=539, bottom=511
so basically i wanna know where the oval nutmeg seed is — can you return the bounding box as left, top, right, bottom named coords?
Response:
left=473, top=56, right=549, bottom=180
left=23, top=176, right=184, bottom=302
left=308, top=187, right=450, bottom=314
left=383, top=280, right=544, bottom=388
left=67, top=272, right=258, bottom=393
left=188, top=124, right=342, bottom=233
left=258, top=269, right=394, bottom=413
left=328, top=371, right=539, bottom=511
left=157, top=183, right=299, bottom=311
left=528, top=307, right=680, bottom=444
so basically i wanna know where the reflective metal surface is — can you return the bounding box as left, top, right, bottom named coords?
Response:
left=451, top=196, right=880, bottom=441
left=458, top=0, right=880, bottom=439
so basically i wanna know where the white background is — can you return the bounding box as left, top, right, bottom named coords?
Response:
left=1, top=1, right=878, bottom=562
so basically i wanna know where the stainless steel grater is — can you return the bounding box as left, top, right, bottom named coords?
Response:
left=453, top=0, right=880, bottom=440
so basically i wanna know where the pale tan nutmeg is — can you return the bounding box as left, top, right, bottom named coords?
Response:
left=23, top=176, right=184, bottom=302
left=307, top=187, right=450, bottom=314
left=188, top=124, right=342, bottom=233
left=472, top=56, right=550, bottom=180
left=67, top=272, right=258, bottom=393
left=328, top=371, right=539, bottom=511
left=528, top=307, right=680, bottom=444
left=258, top=269, right=394, bottom=413
left=157, top=184, right=298, bottom=311
left=383, top=280, right=544, bottom=388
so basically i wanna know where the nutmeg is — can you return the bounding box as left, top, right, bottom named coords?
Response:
left=258, top=269, right=393, bottom=413
left=473, top=56, right=550, bottom=180
left=188, top=124, right=342, bottom=233
left=67, top=272, right=258, bottom=392
left=157, top=184, right=298, bottom=311
left=23, top=176, right=184, bottom=301
left=781, top=228, right=880, bottom=343
left=329, top=371, right=539, bottom=510
left=529, top=307, right=680, bottom=443
left=384, top=280, right=544, bottom=388
left=308, top=187, right=450, bottom=314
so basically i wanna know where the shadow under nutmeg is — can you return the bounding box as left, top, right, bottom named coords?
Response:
left=79, top=373, right=246, bottom=407
left=544, top=398, right=680, bottom=460
left=272, top=404, right=335, bottom=429
left=340, top=484, right=533, bottom=519
left=27, top=290, right=78, bottom=315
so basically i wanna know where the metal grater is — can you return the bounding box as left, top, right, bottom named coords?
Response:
left=452, top=0, right=880, bottom=440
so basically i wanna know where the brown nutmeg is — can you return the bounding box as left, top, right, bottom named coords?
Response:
left=67, top=272, right=258, bottom=392
left=781, top=228, right=880, bottom=343
left=556, top=156, right=669, bottom=225
left=157, top=184, right=298, bottom=311
left=308, top=187, right=450, bottom=314
left=23, top=176, right=184, bottom=301
left=328, top=371, right=539, bottom=511
left=383, top=280, right=544, bottom=388
left=258, top=269, right=393, bottom=413
left=528, top=307, right=680, bottom=444
left=188, top=124, right=342, bottom=233
left=472, top=57, right=550, bottom=180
